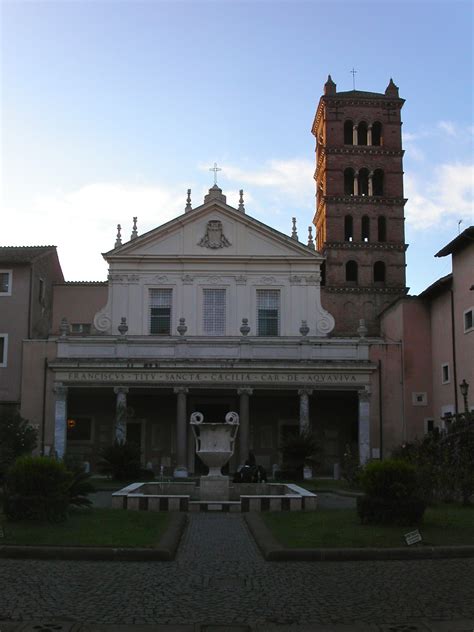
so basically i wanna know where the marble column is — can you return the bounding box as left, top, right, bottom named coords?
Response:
left=367, top=124, right=373, bottom=146
left=174, top=387, right=189, bottom=478
left=114, top=386, right=128, bottom=442
left=358, top=388, right=371, bottom=464
left=368, top=171, right=374, bottom=196
left=352, top=124, right=358, bottom=145
left=298, top=388, right=313, bottom=433
left=353, top=171, right=359, bottom=196
left=238, top=387, right=253, bottom=467
left=53, top=384, right=68, bottom=460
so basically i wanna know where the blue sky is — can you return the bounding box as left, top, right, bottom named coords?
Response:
left=2, top=0, right=473, bottom=292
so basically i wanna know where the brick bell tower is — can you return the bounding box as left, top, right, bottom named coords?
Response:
left=312, top=75, right=408, bottom=336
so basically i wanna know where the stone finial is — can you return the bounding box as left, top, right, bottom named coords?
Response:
left=240, top=318, right=250, bottom=336
left=130, top=217, right=138, bottom=240
left=185, top=189, right=192, bottom=212
left=177, top=317, right=187, bottom=336
left=385, top=78, right=399, bottom=98
left=299, top=320, right=310, bottom=336
left=118, top=316, right=128, bottom=336
left=60, top=317, right=70, bottom=339
left=238, top=189, right=245, bottom=212
left=115, top=224, right=122, bottom=248
left=357, top=318, right=368, bottom=340
left=324, top=74, right=337, bottom=96
left=307, top=226, right=315, bottom=249
left=291, top=217, right=298, bottom=241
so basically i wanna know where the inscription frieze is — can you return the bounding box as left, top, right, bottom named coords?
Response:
left=60, top=369, right=364, bottom=386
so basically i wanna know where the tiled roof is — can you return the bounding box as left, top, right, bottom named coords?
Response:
left=334, top=90, right=387, bottom=98
left=419, top=273, right=452, bottom=299
left=435, top=226, right=474, bottom=257
left=0, top=246, right=57, bottom=264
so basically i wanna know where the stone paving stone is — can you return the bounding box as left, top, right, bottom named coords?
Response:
left=0, top=514, right=473, bottom=628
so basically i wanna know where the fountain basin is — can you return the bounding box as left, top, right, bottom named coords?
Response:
left=112, top=481, right=317, bottom=512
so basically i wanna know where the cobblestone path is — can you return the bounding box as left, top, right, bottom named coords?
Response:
left=0, top=513, right=473, bottom=627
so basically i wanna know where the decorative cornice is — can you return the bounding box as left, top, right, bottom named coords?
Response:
left=323, top=241, right=407, bottom=252
left=323, top=285, right=407, bottom=295
left=324, top=195, right=407, bottom=206
left=324, top=147, right=404, bottom=157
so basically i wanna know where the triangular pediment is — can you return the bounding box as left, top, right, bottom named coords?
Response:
left=104, top=197, right=321, bottom=262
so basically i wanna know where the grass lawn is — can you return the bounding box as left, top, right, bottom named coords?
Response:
left=0, top=508, right=170, bottom=548
left=263, top=504, right=474, bottom=548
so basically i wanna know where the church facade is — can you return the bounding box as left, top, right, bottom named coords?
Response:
left=9, top=76, right=461, bottom=477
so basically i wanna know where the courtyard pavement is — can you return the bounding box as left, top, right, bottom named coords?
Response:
left=1, top=512, right=474, bottom=631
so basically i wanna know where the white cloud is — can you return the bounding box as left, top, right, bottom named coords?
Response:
left=2, top=182, right=185, bottom=281
left=437, top=120, right=457, bottom=137
left=405, top=162, right=474, bottom=229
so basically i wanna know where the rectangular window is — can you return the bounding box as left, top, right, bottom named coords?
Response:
left=257, top=289, right=280, bottom=336
left=464, top=308, right=473, bottom=333
left=203, top=288, right=226, bottom=335
left=0, top=271, right=12, bottom=295
left=149, top=289, right=172, bottom=335
left=67, top=417, right=92, bottom=441
left=0, top=334, right=7, bottom=367
left=71, top=323, right=91, bottom=334
left=442, top=363, right=450, bottom=384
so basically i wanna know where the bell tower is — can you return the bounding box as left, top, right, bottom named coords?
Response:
left=312, top=76, right=408, bottom=335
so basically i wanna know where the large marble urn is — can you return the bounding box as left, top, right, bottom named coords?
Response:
left=190, top=411, right=239, bottom=477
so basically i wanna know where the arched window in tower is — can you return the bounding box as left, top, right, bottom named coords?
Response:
left=357, top=121, right=368, bottom=146
left=374, top=261, right=386, bottom=283
left=358, top=168, right=369, bottom=196
left=344, top=168, right=355, bottom=195
left=372, top=122, right=382, bottom=146
left=346, top=260, right=358, bottom=283
left=378, top=216, right=387, bottom=242
left=373, top=169, right=384, bottom=196
left=361, top=215, right=370, bottom=242
left=344, top=215, right=353, bottom=241
left=344, top=120, right=354, bottom=145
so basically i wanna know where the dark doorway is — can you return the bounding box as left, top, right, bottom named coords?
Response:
left=126, top=422, right=142, bottom=450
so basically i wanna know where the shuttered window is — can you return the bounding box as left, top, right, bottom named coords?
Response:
left=203, top=289, right=226, bottom=335
left=149, top=289, right=172, bottom=335
left=257, top=289, right=280, bottom=336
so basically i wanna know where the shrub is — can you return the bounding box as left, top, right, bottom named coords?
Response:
left=97, top=440, right=142, bottom=481
left=0, top=410, right=37, bottom=483
left=4, top=456, right=72, bottom=522
left=357, top=495, right=426, bottom=526
left=360, top=459, right=418, bottom=500
left=279, top=429, right=320, bottom=478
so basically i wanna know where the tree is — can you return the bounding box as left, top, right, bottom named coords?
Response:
left=279, top=429, right=320, bottom=479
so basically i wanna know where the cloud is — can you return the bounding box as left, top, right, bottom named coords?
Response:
left=405, top=162, right=474, bottom=229
left=437, top=120, right=457, bottom=137
left=2, top=182, right=185, bottom=281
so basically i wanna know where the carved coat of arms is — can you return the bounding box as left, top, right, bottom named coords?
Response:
left=198, top=220, right=231, bottom=249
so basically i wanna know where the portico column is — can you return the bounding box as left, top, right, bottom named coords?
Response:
left=298, top=388, right=313, bottom=433
left=238, top=387, right=253, bottom=467
left=114, top=387, right=128, bottom=442
left=174, top=387, right=189, bottom=478
left=358, top=388, right=371, bottom=464
left=53, top=384, right=68, bottom=460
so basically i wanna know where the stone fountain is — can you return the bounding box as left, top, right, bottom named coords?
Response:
left=190, top=410, right=239, bottom=501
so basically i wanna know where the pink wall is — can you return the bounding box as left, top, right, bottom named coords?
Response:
left=52, top=284, right=107, bottom=335
left=453, top=248, right=474, bottom=411
left=0, top=266, right=31, bottom=403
